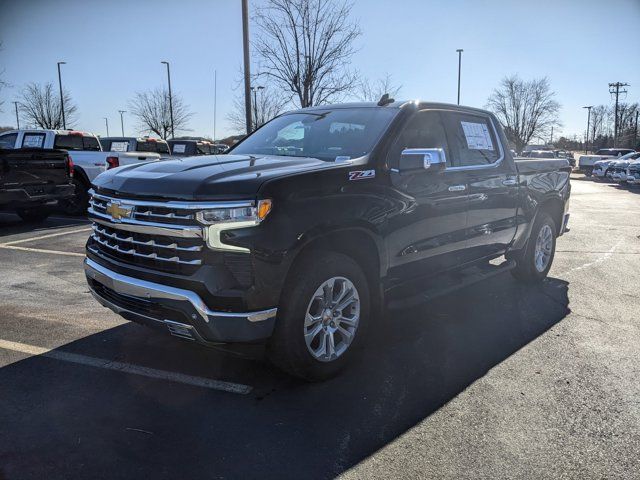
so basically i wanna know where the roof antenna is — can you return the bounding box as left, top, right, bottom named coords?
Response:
left=377, top=93, right=394, bottom=106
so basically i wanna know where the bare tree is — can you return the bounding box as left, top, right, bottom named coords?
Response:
left=253, top=0, right=361, bottom=108
left=227, top=85, right=289, bottom=133
left=18, top=82, right=78, bottom=129
left=590, top=105, right=610, bottom=142
left=129, top=88, right=192, bottom=139
left=486, top=75, right=561, bottom=153
left=356, top=74, right=402, bottom=102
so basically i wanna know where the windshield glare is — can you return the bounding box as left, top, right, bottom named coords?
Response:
left=231, top=108, right=397, bottom=161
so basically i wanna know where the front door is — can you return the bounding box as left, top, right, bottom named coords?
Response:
left=441, top=110, right=519, bottom=260
left=384, top=110, right=470, bottom=283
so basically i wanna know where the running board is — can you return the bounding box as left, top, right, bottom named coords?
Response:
left=386, top=259, right=516, bottom=311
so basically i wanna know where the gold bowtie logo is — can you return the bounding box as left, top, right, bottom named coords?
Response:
left=105, top=201, right=133, bottom=221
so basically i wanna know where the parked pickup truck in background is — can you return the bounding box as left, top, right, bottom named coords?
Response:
left=100, top=136, right=168, bottom=161
left=0, top=148, right=74, bottom=222
left=0, top=129, right=163, bottom=215
left=577, top=148, right=636, bottom=176
left=84, top=100, right=571, bottom=380
left=168, top=139, right=227, bottom=156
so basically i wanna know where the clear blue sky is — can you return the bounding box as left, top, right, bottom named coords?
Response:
left=1, top=0, right=639, bottom=141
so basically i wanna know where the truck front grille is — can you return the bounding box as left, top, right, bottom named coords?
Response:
left=89, top=194, right=197, bottom=226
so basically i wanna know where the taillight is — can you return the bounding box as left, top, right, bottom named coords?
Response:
left=67, top=156, right=74, bottom=178
left=106, top=156, right=119, bottom=169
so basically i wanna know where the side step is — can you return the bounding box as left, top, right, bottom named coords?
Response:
left=386, top=259, right=516, bottom=311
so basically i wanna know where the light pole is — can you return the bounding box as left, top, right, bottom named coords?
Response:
left=213, top=69, right=217, bottom=141
left=57, top=61, right=67, bottom=129
left=13, top=101, right=20, bottom=129
left=103, top=117, right=109, bottom=137
left=118, top=110, right=126, bottom=136
left=583, top=105, right=593, bottom=154
left=241, top=0, right=253, bottom=134
left=161, top=61, right=175, bottom=138
left=250, top=86, right=264, bottom=130
left=456, top=49, right=463, bottom=105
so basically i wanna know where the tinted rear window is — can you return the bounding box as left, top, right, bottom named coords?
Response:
left=54, top=135, right=83, bottom=150
left=83, top=136, right=101, bottom=151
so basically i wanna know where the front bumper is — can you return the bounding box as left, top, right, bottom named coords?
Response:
left=85, top=258, right=278, bottom=344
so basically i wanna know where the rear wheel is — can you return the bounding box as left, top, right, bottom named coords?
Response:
left=59, top=178, right=90, bottom=216
left=511, top=211, right=557, bottom=283
left=267, top=251, right=370, bottom=381
left=16, top=207, right=50, bottom=223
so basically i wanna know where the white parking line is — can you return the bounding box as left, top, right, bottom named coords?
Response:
left=0, top=227, right=91, bottom=246
left=0, top=338, right=252, bottom=395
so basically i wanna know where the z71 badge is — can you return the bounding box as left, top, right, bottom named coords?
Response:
left=348, top=170, right=376, bottom=181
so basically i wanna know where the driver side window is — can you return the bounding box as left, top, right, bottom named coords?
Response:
left=387, top=111, right=452, bottom=169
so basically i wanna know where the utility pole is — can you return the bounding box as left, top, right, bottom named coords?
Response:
left=456, top=49, right=463, bottom=105
left=609, top=82, right=629, bottom=147
left=103, top=117, right=109, bottom=137
left=57, top=61, right=67, bottom=129
left=118, top=110, right=126, bottom=136
left=13, top=101, right=20, bottom=129
left=250, top=86, right=264, bottom=129
left=161, top=61, right=175, bottom=138
left=213, top=69, right=217, bottom=141
left=583, top=105, right=593, bottom=154
left=635, top=110, right=639, bottom=148
left=241, top=0, right=253, bottom=134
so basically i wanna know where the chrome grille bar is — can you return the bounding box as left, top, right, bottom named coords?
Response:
left=92, top=225, right=202, bottom=252
left=90, top=236, right=202, bottom=266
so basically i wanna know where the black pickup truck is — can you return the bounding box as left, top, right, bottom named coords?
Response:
left=84, top=101, right=570, bottom=380
left=1, top=148, right=75, bottom=222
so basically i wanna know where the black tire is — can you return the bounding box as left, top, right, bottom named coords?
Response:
left=16, top=207, right=50, bottom=223
left=511, top=211, right=557, bottom=284
left=267, top=251, right=370, bottom=381
left=59, top=178, right=90, bottom=216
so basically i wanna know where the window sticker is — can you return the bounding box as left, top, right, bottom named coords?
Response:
left=461, top=121, right=494, bottom=151
left=172, top=144, right=186, bottom=153
left=111, top=141, right=129, bottom=152
left=23, top=134, right=44, bottom=148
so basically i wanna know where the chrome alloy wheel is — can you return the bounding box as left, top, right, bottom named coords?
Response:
left=534, top=224, right=553, bottom=272
left=303, top=276, right=360, bottom=362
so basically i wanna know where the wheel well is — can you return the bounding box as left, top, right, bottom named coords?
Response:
left=539, top=198, right=564, bottom=235
left=72, top=166, right=91, bottom=187
left=288, top=230, right=382, bottom=306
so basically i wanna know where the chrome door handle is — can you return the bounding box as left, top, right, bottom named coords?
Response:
left=502, top=178, right=518, bottom=186
left=448, top=185, right=466, bottom=192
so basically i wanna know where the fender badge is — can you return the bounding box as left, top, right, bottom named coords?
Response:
left=348, top=170, right=375, bottom=181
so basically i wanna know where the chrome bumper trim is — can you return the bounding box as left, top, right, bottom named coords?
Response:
left=84, top=258, right=277, bottom=324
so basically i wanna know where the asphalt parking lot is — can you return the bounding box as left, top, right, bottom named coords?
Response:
left=1, top=175, right=639, bottom=479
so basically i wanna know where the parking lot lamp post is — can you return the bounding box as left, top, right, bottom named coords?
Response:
left=13, top=101, right=20, bottom=129
left=118, top=110, right=126, bottom=136
left=242, top=0, right=253, bottom=135
left=103, top=117, right=109, bottom=137
left=250, top=86, right=264, bottom=130
left=456, top=49, right=463, bottom=105
left=57, top=61, right=67, bottom=129
left=161, top=61, right=175, bottom=139
left=583, top=105, right=592, bottom=154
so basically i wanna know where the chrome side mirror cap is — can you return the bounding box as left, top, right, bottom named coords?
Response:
left=397, top=148, right=447, bottom=174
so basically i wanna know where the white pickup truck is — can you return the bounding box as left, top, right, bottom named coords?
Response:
left=577, top=148, right=636, bottom=176
left=0, top=129, right=160, bottom=214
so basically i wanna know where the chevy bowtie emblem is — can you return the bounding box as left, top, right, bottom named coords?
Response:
left=105, top=201, right=133, bottom=221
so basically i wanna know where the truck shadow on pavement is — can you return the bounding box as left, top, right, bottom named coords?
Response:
left=0, top=212, right=89, bottom=236
left=0, top=274, right=569, bottom=480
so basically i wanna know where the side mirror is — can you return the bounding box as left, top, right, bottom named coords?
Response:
left=397, top=148, right=447, bottom=175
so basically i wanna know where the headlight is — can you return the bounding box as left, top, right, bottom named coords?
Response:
left=196, top=200, right=272, bottom=225
left=197, top=199, right=272, bottom=252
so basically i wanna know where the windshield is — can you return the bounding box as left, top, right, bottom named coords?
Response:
left=618, top=152, right=640, bottom=161
left=231, top=108, right=398, bottom=161
left=530, top=151, right=555, bottom=158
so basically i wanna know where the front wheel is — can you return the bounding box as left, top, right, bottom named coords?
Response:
left=511, top=211, right=557, bottom=283
left=267, top=251, right=370, bottom=381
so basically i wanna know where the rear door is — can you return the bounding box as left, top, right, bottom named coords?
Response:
left=385, top=110, right=470, bottom=280
left=441, top=111, right=518, bottom=260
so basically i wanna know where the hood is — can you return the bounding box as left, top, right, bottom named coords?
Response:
left=92, top=154, right=337, bottom=200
